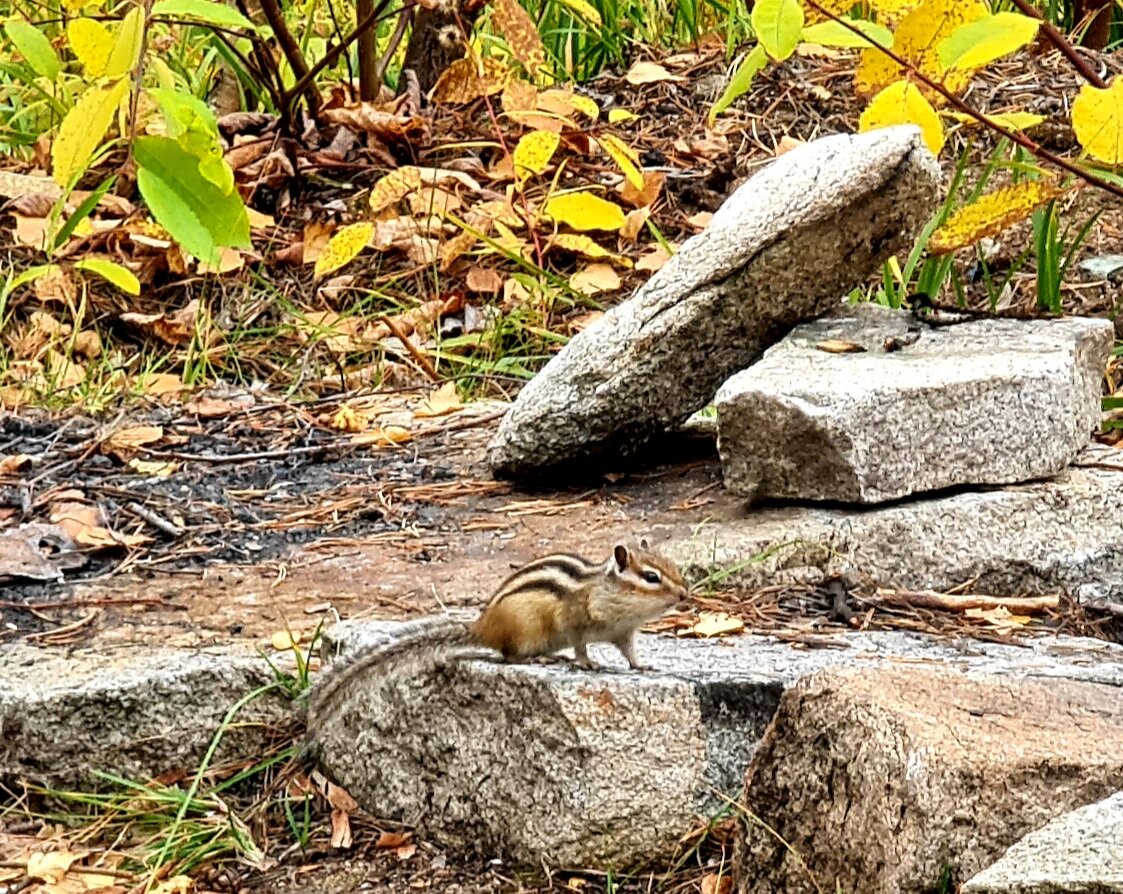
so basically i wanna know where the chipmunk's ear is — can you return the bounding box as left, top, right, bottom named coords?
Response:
left=639, top=537, right=650, bottom=550
left=613, top=543, right=630, bottom=571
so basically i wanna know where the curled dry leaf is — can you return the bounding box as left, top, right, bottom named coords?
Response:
left=119, top=300, right=206, bottom=346
left=375, top=831, right=413, bottom=849
left=816, top=338, right=866, bottom=354
left=0, top=453, right=32, bottom=475
left=502, top=78, right=539, bottom=112
left=127, top=458, right=177, bottom=477
left=331, top=808, right=354, bottom=848
left=620, top=169, right=665, bottom=209
left=351, top=426, right=412, bottom=447
left=701, top=873, right=733, bottom=894
left=325, top=781, right=360, bottom=812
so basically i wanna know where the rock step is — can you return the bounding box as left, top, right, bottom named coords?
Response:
left=312, top=623, right=1123, bottom=868
left=665, top=444, right=1123, bottom=611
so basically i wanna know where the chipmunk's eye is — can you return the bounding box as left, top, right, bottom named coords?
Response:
left=642, top=570, right=662, bottom=585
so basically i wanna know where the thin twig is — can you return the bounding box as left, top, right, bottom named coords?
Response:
left=378, top=316, right=441, bottom=381
left=125, top=502, right=186, bottom=538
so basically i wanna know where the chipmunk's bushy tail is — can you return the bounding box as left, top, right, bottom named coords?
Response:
left=300, top=617, right=477, bottom=763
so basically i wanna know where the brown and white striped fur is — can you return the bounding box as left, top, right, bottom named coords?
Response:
left=304, top=541, right=688, bottom=735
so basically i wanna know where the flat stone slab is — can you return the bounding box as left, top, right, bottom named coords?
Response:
left=0, top=643, right=290, bottom=786
left=964, top=791, right=1123, bottom=893
left=716, top=304, right=1114, bottom=503
left=665, top=444, right=1123, bottom=608
left=487, top=126, right=940, bottom=480
left=310, top=622, right=1123, bottom=869
left=734, top=665, right=1123, bottom=894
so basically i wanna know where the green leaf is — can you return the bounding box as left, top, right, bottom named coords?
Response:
left=134, top=135, right=250, bottom=266
left=709, top=44, right=769, bottom=123
left=53, top=175, right=117, bottom=251
left=151, top=0, right=256, bottom=30
left=52, top=78, right=130, bottom=187
left=750, top=0, right=803, bottom=61
left=801, top=18, right=893, bottom=49
left=147, top=88, right=233, bottom=193
left=74, top=257, right=141, bottom=295
left=8, top=264, right=59, bottom=293
left=106, top=5, right=145, bottom=78
left=4, top=18, right=61, bottom=80
left=939, top=12, right=1040, bottom=71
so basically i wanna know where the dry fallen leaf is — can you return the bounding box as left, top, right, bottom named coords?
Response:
left=375, top=831, right=413, bottom=849
left=678, top=611, right=745, bottom=638
left=127, top=458, right=177, bottom=477
left=624, top=60, right=685, bottom=84
left=0, top=454, right=32, bottom=475
left=330, top=808, right=353, bottom=849
left=271, top=629, right=301, bottom=651
left=569, top=263, right=621, bottom=295
left=351, top=426, right=412, bottom=447
left=635, top=246, right=672, bottom=273
left=415, top=381, right=463, bottom=418
left=701, top=873, right=733, bottom=894
left=102, top=425, right=163, bottom=460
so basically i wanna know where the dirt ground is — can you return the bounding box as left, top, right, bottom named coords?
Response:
left=1, top=400, right=735, bottom=651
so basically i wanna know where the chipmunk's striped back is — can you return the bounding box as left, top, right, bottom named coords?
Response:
left=487, top=553, right=602, bottom=605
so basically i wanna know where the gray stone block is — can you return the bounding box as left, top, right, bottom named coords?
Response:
left=487, top=126, right=941, bottom=480
left=666, top=445, right=1123, bottom=608
left=964, top=791, right=1123, bottom=893
left=0, top=643, right=291, bottom=786
left=715, top=303, right=1114, bottom=503
left=311, top=622, right=1123, bottom=869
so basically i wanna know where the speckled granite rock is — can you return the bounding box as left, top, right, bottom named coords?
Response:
left=715, top=303, right=1113, bottom=503
left=487, top=126, right=941, bottom=480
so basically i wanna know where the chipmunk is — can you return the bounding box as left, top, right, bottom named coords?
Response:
left=304, top=541, right=689, bottom=737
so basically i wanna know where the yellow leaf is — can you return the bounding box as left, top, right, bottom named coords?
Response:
left=569, top=94, right=599, bottom=120
left=550, top=233, right=628, bottom=263
left=946, top=110, right=1045, bottom=131
left=67, top=17, right=113, bottom=76
left=624, top=60, right=684, bottom=85
left=351, top=425, right=413, bottom=447
left=608, top=108, right=638, bottom=123
left=331, top=405, right=368, bottom=432
left=369, top=167, right=423, bottom=213
left=929, top=179, right=1066, bottom=254
left=1072, top=76, right=1123, bottom=165
left=679, top=611, right=745, bottom=638
left=271, top=629, right=300, bottom=650
left=553, top=0, right=601, bottom=25
left=801, top=18, right=894, bottom=49
left=415, top=381, right=463, bottom=418
left=865, top=0, right=922, bottom=25
left=569, top=262, right=621, bottom=295
left=105, top=5, right=144, bottom=78
left=152, top=874, right=194, bottom=894
left=431, top=56, right=510, bottom=104
left=128, top=457, right=177, bottom=477
left=314, top=221, right=374, bottom=278
left=492, top=0, right=547, bottom=77
left=52, top=78, right=130, bottom=187
left=544, top=191, right=627, bottom=231
left=855, top=0, right=987, bottom=100
left=513, top=130, right=560, bottom=181
left=859, top=80, right=945, bottom=156
left=599, top=134, right=643, bottom=191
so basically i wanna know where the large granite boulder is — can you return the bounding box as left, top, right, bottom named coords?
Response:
left=487, top=126, right=941, bottom=480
